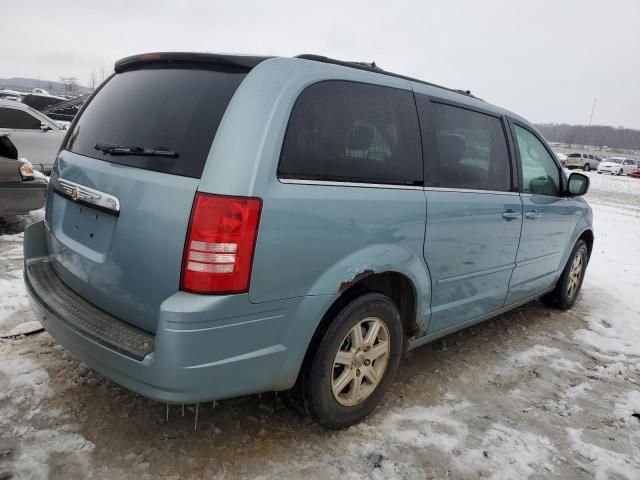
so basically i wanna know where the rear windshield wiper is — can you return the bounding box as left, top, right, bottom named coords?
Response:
left=95, top=143, right=179, bottom=158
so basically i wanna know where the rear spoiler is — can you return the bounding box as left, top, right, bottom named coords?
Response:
left=114, top=52, right=272, bottom=73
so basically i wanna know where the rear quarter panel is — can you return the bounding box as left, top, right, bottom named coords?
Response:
left=197, top=58, right=432, bottom=330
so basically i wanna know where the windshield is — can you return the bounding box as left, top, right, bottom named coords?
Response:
left=64, top=66, right=248, bottom=178
left=607, top=158, right=624, bottom=164
left=28, top=107, right=62, bottom=130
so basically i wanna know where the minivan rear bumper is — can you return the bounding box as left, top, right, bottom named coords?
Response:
left=24, top=220, right=335, bottom=404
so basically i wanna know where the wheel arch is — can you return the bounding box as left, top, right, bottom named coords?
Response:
left=290, top=269, right=422, bottom=390
left=578, top=228, right=594, bottom=258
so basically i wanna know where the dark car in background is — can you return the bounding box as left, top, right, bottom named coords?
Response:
left=21, top=93, right=84, bottom=122
left=0, top=134, right=47, bottom=215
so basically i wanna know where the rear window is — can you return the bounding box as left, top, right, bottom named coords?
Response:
left=568, top=153, right=581, bottom=158
left=278, top=81, right=422, bottom=186
left=65, top=66, right=248, bottom=178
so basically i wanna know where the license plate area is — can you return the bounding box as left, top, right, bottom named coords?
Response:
left=51, top=195, right=117, bottom=263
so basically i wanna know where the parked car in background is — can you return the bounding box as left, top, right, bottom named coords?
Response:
left=0, top=89, right=23, bottom=102
left=597, top=157, right=637, bottom=175
left=21, top=93, right=65, bottom=110
left=629, top=166, right=640, bottom=178
left=554, top=152, right=567, bottom=167
left=0, top=134, right=47, bottom=215
left=565, top=153, right=602, bottom=171
left=21, top=93, right=84, bottom=122
left=0, top=99, right=66, bottom=174
left=23, top=52, right=594, bottom=429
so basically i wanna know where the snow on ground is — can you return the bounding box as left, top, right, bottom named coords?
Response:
left=1, top=172, right=639, bottom=479
left=0, top=210, right=44, bottom=337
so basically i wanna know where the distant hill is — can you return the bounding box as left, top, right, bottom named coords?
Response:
left=0, top=77, right=91, bottom=95
left=536, top=123, right=640, bottom=151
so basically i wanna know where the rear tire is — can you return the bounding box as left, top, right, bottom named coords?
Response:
left=542, top=240, right=589, bottom=310
left=583, top=163, right=591, bottom=171
left=284, top=293, right=403, bottom=429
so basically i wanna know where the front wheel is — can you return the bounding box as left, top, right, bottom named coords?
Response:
left=618, top=169, right=624, bottom=176
left=284, top=293, right=403, bottom=429
left=542, top=240, right=589, bottom=310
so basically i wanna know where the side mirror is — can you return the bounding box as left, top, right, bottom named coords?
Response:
left=40, top=123, right=52, bottom=132
left=567, top=172, right=589, bottom=196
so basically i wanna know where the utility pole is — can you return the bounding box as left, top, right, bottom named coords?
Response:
left=588, top=98, right=597, bottom=127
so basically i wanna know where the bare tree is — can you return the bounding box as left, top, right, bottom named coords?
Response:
left=88, top=70, right=98, bottom=90
left=59, top=76, right=80, bottom=92
left=537, top=123, right=640, bottom=151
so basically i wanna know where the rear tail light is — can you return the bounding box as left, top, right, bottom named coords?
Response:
left=181, top=193, right=262, bottom=294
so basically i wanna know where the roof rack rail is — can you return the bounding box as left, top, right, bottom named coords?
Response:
left=295, top=54, right=480, bottom=100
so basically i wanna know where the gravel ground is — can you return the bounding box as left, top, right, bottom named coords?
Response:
left=1, top=172, right=639, bottom=479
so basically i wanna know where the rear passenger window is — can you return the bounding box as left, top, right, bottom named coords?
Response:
left=278, top=81, right=422, bottom=185
left=429, top=102, right=511, bottom=191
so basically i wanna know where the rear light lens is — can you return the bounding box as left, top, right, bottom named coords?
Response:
left=181, top=193, right=262, bottom=294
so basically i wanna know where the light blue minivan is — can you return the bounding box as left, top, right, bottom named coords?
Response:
left=24, top=52, right=593, bottom=429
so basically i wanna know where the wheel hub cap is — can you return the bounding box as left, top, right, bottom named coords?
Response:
left=331, top=317, right=390, bottom=407
left=567, top=250, right=585, bottom=299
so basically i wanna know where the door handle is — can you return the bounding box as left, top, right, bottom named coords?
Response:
left=502, top=209, right=522, bottom=221
left=525, top=210, right=542, bottom=220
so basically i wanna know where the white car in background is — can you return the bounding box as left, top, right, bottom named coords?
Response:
left=0, top=99, right=65, bottom=174
left=554, top=152, right=567, bottom=167
left=597, top=157, right=638, bottom=175
left=565, top=152, right=602, bottom=171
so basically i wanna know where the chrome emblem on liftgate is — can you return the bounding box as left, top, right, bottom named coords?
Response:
left=54, top=177, right=121, bottom=214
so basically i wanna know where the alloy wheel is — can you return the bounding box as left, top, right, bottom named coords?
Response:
left=331, top=317, right=390, bottom=407
left=567, top=249, right=585, bottom=299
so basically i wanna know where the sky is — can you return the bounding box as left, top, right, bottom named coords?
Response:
left=2, top=0, right=640, bottom=129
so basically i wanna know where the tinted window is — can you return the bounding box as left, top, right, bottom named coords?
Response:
left=65, top=67, right=248, bottom=178
left=0, top=108, right=41, bottom=129
left=429, top=102, right=511, bottom=191
left=588, top=155, right=594, bottom=159
left=278, top=81, right=422, bottom=185
left=568, top=153, right=581, bottom=158
left=515, top=125, right=560, bottom=196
